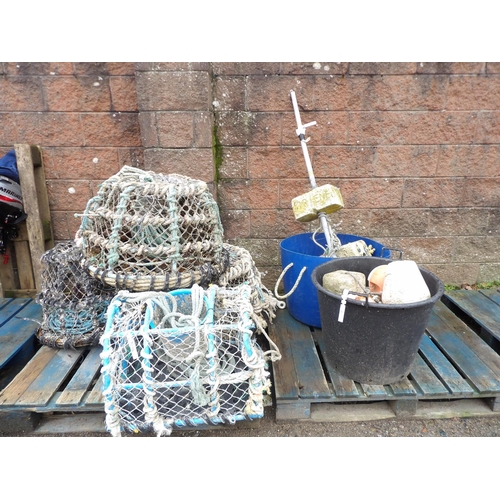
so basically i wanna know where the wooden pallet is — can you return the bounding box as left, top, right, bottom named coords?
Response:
left=270, top=290, right=500, bottom=422
left=0, top=144, right=54, bottom=299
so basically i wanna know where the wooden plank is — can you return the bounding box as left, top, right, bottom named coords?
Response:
left=433, top=300, right=500, bottom=379
left=85, top=373, right=104, bottom=405
left=0, top=346, right=58, bottom=405
left=56, top=347, right=103, bottom=407
left=359, top=383, right=388, bottom=397
left=281, top=312, right=332, bottom=400
left=445, top=289, right=500, bottom=341
left=13, top=240, right=35, bottom=291
left=312, top=327, right=359, bottom=398
left=388, top=377, right=418, bottom=398
left=0, top=245, right=17, bottom=294
left=269, top=309, right=300, bottom=401
left=409, top=354, right=450, bottom=397
left=0, top=297, right=32, bottom=328
left=426, top=311, right=500, bottom=393
left=14, top=144, right=46, bottom=293
left=0, top=301, right=42, bottom=368
left=418, top=334, right=474, bottom=396
left=14, top=348, right=84, bottom=407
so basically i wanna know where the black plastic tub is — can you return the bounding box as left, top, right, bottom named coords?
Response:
left=311, top=257, right=444, bottom=385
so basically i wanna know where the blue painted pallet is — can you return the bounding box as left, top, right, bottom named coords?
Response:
left=270, top=293, right=500, bottom=421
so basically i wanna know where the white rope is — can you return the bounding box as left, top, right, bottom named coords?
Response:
left=274, top=262, right=307, bottom=300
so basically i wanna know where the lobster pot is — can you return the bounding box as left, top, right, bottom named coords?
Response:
left=36, top=241, right=116, bottom=348
left=100, top=284, right=272, bottom=437
left=77, top=166, right=228, bottom=292
left=217, top=243, right=281, bottom=330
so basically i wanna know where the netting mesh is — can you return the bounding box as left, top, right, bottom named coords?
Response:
left=35, top=241, right=116, bottom=348
left=100, top=284, right=274, bottom=437
left=76, top=166, right=228, bottom=292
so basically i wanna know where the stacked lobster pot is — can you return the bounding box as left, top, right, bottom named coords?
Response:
left=62, top=165, right=282, bottom=436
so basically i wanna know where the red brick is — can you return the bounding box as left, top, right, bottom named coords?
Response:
left=117, top=147, right=144, bottom=170
left=478, top=263, right=500, bottom=283
left=44, top=76, right=112, bottom=112
left=218, top=147, right=248, bottom=179
left=428, top=208, right=490, bottom=236
left=249, top=209, right=305, bottom=238
left=193, top=112, right=213, bottom=148
left=6, top=62, right=74, bottom=75
left=374, top=145, right=438, bottom=177
left=281, top=62, right=347, bottom=75
left=81, top=112, right=141, bottom=147
left=312, top=146, right=377, bottom=178
left=248, top=147, right=296, bottom=179
left=385, top=236, right=456, bottom=264
left=143, top=148, right=214, bottom=182
left=220, top=209, right=250, bottom=239
left=437, top=145, right=500, bottom=177
left=46, top=180, right=93, bottom=212
left=453, top=236, right=500, bottom=263
left=331, top=209, right=371, bottom=236
left=0, top=113, right=19, bottom=144
left=50, top=211, right=71, bottom=240
left=462, top=178, right=500, bottom=207
left=416, top=63, right=484, bottom=74
left=423, top=263, right=479, bottom=285
left=110, top=76, right=138, bottom=112
left=476, top=111, right=500, bottom=143
left=214, top=77, right=246, bottom=111
left=138, top=112, right=158, bottom=147
left=212, top=63, right=280, bottom=76
left=487, top=209, right=500, bottom=235
left=486, top=63, right=500, bottom=74
left=217, top=179, right=279, bottom=210
left=336, top=178, right=404, bottom=209
left=447, top=75, right=500, bottom=110
left=151, top=63, right=211, bottom=72
left=73, top=63, right=136, bottom=75
left=15, top=112, right=85, bottom=146
left=0, top=76, right=44, bottom=111
left=348, top=63, right=417, bottom=75
left=370, top=208, right=429, bottom=237
left=228, top=238, right=281, bottom=267
left=136, top=71, right=210, bottom=111
left=247, top=75, right=315, bottom=111
left=156, top=112, right=195, bottom=147
left=402, top=178, right=466, bottom=208
left=216, top=111, right=281, bottom=146
left=42, top=147, right=121, bottom=180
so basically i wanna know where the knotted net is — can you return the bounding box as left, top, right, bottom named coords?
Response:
left=76, top=166, right=228, bottom=292
left=35, top=241, right=115, bottom=348
left=100, top=284, right=275, bottom=437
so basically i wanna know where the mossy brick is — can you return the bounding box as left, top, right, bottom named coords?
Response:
left=110, top=76, right=138, bottom=112
left=81, top=112, right=142, bottom=147
left=43, top=76, right=112, bottom=112
left=402, top=178, right=466, bottom=208
left=0, top=76, right=45, bottom=112
left=135, top=71, right=211, bottom=111
left=15, top=112, right=85, bottom=146
left=46, top=180, right=93, bottom=212
left=214, top=77, right=246, bottom=111
left=247, top=75, right=314, bottom=111
left=143, top=148, right=214, bottom=183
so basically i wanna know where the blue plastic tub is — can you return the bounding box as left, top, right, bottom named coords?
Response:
left=279, top=233, right=390, bottom=328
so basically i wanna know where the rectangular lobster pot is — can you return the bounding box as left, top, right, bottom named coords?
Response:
left=279, top=233, right=390, bottom=328
left=311, top=257, right=444, bottom=385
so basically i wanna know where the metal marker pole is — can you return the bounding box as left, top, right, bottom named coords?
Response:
left=290, top=90, right=333, bottom=249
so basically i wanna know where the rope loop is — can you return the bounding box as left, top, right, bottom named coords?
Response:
left=274, top=263, right=307, bottom=300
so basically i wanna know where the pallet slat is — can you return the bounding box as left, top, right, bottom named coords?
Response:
left=409, top=354, right=450, bottom=397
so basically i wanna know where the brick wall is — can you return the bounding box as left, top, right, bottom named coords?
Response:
left=1, top=62, right=499, bottom=288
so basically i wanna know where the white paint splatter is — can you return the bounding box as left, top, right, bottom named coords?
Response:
left=313, top=62, right=321, bottom=70
left=68, top=187, right=76, bottom=194
left=93, top=158, right=99, bottom=164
